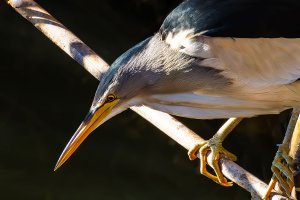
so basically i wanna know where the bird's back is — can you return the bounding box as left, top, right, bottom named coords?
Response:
left=104, top=0, right=300, bottom=119
left=161, top=0, right=300, bottom=38
left=144, top=0, right=300, bottom=118
left=158, top=0, right=300, bottom=86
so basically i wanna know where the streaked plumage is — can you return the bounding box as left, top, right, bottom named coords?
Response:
left=56, top=0, right=300, bottom=198
left=94, top=0, right=300, bottom=118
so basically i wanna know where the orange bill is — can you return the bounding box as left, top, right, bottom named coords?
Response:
left=54, top=99, right=120, bottom=171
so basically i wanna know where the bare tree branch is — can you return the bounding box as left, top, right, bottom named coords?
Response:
left=6, top=0, right=287, bottom=199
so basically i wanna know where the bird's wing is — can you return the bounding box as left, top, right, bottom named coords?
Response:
left=193, top=37, right=300, bottom=87
left=160, top=0, right=300, bottom=87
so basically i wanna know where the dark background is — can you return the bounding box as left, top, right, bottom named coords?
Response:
left=0, top=0, right=292, bottom=199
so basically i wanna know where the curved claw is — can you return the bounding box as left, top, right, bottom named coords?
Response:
left=263, top=176, right=277, bottom=200
left=272, top=162, right=293, bottom=186
left=188, top=139, right=237, bottom=187
left=264, top=145, right=294, bottom=199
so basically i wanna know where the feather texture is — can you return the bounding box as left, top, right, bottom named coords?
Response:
left=207, top=38, right=300, bottom=87
left=161, top=0, right=300, bottom=38
left=93, top=0, right=300, bottom=119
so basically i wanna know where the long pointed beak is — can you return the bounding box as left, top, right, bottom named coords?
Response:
left=54, top=99, right=120, bottom=171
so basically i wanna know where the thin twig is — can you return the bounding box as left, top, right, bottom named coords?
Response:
left=6, top=0, right=287, bottom=199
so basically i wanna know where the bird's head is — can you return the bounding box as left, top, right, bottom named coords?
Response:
left=54, top=37, right=157, bottom=170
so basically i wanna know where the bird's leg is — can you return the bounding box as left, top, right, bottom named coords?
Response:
left=264, top=109, right=300, bottom=200
left=188, top=118, right=242, bottom=187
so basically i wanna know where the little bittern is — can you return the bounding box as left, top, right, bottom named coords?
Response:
left=55, top=0, right=300, bottom=198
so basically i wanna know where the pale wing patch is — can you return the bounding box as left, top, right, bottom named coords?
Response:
left=167, top=36, right=300, bottom=87
left=207, top=37, right=300, bottom=87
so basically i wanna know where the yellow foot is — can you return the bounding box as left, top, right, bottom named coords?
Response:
left=188, top=138, right=237, bottom=187
left=264, top=144, right=294, bottom=199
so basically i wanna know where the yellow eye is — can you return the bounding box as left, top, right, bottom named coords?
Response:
left=106, top=94, right=116, bottom=102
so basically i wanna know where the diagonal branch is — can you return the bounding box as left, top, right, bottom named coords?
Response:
left=6, top=0, right=287, bottom=199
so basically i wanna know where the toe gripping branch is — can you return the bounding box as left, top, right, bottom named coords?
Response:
left=264, top=144, right=294, bottom=199
left=292, top=141, right=300, bottom=199
left=4, top=0, right=290, bottom=198
left=188, top=118, right=242, bottom=187
left=188, top=139, right=237, bottom=187
left=265, top=109, right=300, bottom=199
left=291, top=111, right=300, bottom=200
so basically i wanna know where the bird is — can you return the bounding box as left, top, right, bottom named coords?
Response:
left=55, top=0, right=300, bottom=198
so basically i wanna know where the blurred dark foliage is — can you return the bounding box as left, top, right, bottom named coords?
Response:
left=0, top=0, right=292, bottom=199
